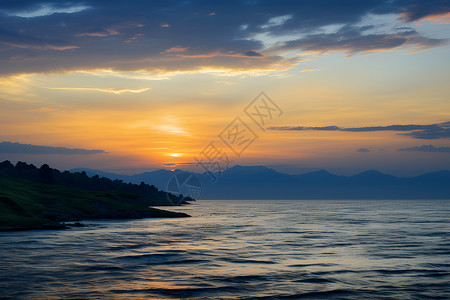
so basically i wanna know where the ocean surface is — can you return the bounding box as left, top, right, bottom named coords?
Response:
left=0, top=200, right=449, bottom=299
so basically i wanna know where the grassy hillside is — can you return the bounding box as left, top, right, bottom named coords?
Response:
left=0, top=175, right=189, bottom=230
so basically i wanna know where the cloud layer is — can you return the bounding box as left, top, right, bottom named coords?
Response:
left=269, top=121, right=450, bottom=139
left=0, top=0, right=448, bottom=76
left=398, top=144, right=450, bottom=152
left=0, top=142, right=106, bottom=155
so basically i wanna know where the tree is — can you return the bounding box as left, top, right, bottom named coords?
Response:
left=39, top=164, right=53, bottom=184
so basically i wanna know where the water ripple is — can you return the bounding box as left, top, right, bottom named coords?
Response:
left=0, top=199, right=449, bottom=299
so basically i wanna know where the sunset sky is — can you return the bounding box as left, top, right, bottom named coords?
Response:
left=1, top=0, right=449, bottom=176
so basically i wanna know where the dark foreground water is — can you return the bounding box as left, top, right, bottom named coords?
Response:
left=0, top=200, right=449, bottom=299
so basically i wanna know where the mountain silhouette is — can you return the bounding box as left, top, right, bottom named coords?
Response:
left=71, top=165, right=450, bottom=200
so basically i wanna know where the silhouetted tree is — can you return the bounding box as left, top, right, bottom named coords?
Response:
left=39, top=164, right=53, bottom=184
left=0, top=160, right=14, bottom=176
left=0, top=160, right=194, bottom=205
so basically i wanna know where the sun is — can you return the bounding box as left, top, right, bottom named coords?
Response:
left=170, top=153, right=180, bottom=157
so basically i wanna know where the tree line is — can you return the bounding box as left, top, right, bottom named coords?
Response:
left=0, top=160, right=191, bottom=205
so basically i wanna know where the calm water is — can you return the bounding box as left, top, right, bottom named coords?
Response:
left=0, top=200, right=449, bottom=299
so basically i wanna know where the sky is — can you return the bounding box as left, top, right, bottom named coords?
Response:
left=0, top=0, right=449, bottom=176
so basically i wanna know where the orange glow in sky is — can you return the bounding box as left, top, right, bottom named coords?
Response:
left=1, top=1, right=449, bottom=176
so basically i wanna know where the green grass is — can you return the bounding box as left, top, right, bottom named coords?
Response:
left=0, top=175, right=189, bottom=228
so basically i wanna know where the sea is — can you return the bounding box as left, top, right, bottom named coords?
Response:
left=0, top=200, right=449, bottom=299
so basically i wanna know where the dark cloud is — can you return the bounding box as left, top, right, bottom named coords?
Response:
left=396, top=0, right=450, bottom=22
left=276, top=26, right=446, bottom=55
left=0, top=0, right=448, bottom=75
left=400, top=121, right=450, bottom=139
left=269, top=124, right=432, bottom=131
left=343, top=124, right=437, bottom=132
left=0, top=28, right=78, bottom=50
left=398, top=144, right=450, bottom=152
left=269, top=121, right=450, bottom=139
left=243, top=50, right=263, bottom=57
left=309, top=126, right=341, bottom=131
left=357, top=148, right=371, bottom=152
left=0, top=141, right=106, bottom=155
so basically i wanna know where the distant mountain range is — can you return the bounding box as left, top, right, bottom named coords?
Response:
left=71, top=166, right=450, bottom=200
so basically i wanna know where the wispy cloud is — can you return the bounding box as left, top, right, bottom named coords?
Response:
left=300, top=68, right=319, bottom=72
left=261, top=15, right=293, bottom=29
left=5, top=3, right=89, bottom=18
left=128, top=121, right=190, bottom=136
left=46, top=87, right=150, bottom=95
left=75, top=22, right=144, bottom=38
left=162, top=46, right=189, bottom=53
left=357, top=148, right=371, bottom=153
left=27, top=107, right=59, bottom=113
left=0, top=142, right=106, bottom=155
left=398, top=145, right=450, bottom=152
left=269, top=121, right=450, bottom=139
